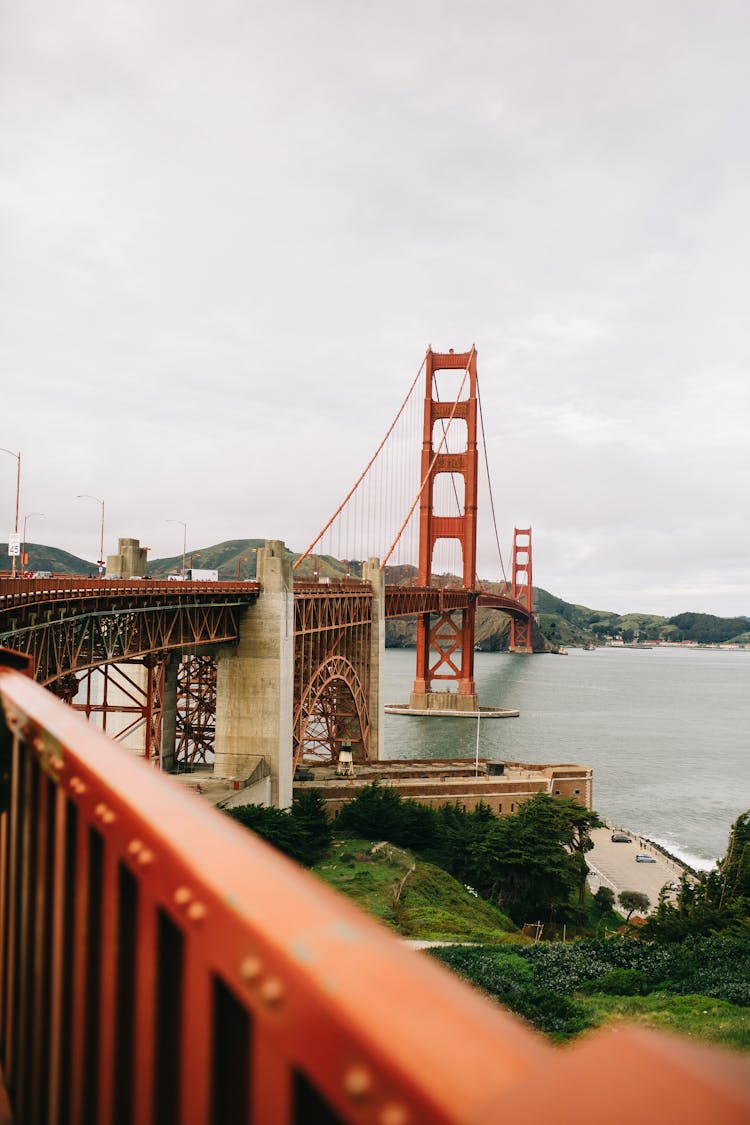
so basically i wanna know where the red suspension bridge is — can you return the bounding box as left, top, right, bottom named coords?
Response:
left=1, top=346, right=535, bottom=783
left=0, top=346, right=748, bottom=1123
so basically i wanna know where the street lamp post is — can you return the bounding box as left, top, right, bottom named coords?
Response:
left=237, top=556, right=248, bottom=580
left=189, top=552, right=201, bottom=572
left=166, top=520, right=187, bottom=579
left=22, top=512, right=45, bottom=573
left=1, top=447, right=21, bottom=578
left=76, top=494, right=105, bottom=576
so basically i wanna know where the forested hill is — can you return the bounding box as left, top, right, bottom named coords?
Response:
left=533, top=591, right=750, bottom=648
left=4, top=541, right=748, bottom=649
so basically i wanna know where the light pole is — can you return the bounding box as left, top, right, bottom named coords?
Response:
left=166, top=520, right=187, bottom=579
left=22, top=512, right=44, bottom=573
left=189, top=552, right=201, bottom=572
left=1, top=447, right=21, bottom=578
left=77, top=494, right=105, bottom=576
left=237, top=556, right=248, bottom=580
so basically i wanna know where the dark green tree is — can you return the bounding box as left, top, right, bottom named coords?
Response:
left=473, top=795, right=578, bottom=924
left=618, top=890, right=650, bottom=922
left=292, top=789, right=333, bottom=864
left=644, top=811, right=750, bottom=940
left=593, top=886, right=615, bottom=914
left=556, top=799, right=603, bottom=904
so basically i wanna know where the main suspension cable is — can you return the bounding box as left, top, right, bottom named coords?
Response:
left=476, top=371, right=508, bottom=585
left=294, top=351, right=428, bottom=570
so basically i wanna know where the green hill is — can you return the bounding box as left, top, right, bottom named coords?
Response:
left=314, top=838, right=520, bottom=943
left=0, top=542, right=93, bottom=575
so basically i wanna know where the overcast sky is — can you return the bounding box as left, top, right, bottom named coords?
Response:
left=1, top=1, right=748, bottom=617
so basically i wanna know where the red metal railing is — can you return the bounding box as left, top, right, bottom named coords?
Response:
left=0, top=652, right=748, bottom=1124
left=0, top=576, right=259, bottom=615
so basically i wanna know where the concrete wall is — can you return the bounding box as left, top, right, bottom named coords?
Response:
left=106, top=537, right=148, bottom=578
left=362, top=557, right=384, bottom=762
left=213, top=540, right=294, bottom=808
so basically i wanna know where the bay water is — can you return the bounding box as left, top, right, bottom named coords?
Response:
left=382, top=646, right=750, bottom=869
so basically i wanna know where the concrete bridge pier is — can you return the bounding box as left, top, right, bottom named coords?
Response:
left=363, top=558, right=385, bottom=762
left=160, top=654, right=179, bottom=771
left=213, top=540, right=294, bottom=808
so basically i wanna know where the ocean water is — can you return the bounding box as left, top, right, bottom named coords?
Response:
left=382, top=646, right=750, bottom=869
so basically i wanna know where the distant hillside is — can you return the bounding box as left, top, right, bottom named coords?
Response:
left=533, top=593, right=750, bottom=648
left=0, top=542, right=93, bottom=575
left=6, top=541, right=748, bottom=648
left=148, top=538, right=268, bottom=579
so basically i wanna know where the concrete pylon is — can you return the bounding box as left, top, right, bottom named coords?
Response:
left=213, top=540, right=294, bottom=808
left=160, top=655, right=179, bottom=771
left=362, top=557, right=384, bottom=762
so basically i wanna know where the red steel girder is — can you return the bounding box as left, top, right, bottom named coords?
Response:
left=175, top=654, right=217, bottom=769
left=509, top=527, right=534, bottom=651
left=293, top=588, right=372, bottom=770
left=0, top=600, right=243, bottom=684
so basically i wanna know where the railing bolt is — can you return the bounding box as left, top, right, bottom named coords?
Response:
left=343, top=1065, right=372, bottom=1100
left=70, top=777, right=87, bottom=796
left=127, top=839, right=143, bottom=856
left=259, top=977, right=284, bottom=1006
left=240, top=956, right=262, bottom=983
left=49, top=755, right=64, bottom=772
left=186, top=901, right=206, bottom=923
left=174, top=886, right=192, bottom=906
left=379, top=1104, right=409, bottom=1125
left=136, top=848, right=154, bottom=867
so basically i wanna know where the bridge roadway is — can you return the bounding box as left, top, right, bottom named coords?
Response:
left=0, top=576, right=529, bottom=621
left=0, top=565, right=533, bottom=804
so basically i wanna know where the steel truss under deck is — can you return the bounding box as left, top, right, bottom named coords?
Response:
left=175, top=654, right=217, bottom=768
left=293, top=586, right=373, bottom=771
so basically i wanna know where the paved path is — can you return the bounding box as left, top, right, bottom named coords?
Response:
left=586, top=827, right=689, bottom=914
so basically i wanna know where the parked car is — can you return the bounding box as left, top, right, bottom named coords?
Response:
left=635, top=853, right=657, bottom=863
left=611, top=832, right=632, bottom=843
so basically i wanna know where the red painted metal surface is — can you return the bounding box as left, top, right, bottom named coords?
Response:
left=293, top=584, right=373, bottom=770
left=509, top=528, right=534, bottom=651
left=0, top=577, right=258, bottom=687
left=0, top=656, right=748, bottom=1124
left=175, top=655, right=217, bottom=768
left=413, top=348, right=479, bottom=697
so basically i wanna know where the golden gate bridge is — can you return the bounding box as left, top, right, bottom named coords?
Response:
left=0, top=347, right=745, bottom=1122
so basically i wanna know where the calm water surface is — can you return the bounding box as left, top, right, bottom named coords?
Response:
left=382, top=647, right=750, bottom=868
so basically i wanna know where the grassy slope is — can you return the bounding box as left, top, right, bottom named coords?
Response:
left=0, top=543, right=94, bottom=574
left=313, top=838, right=520, bottom=943
left=577, top=993, right=750, bottom=1053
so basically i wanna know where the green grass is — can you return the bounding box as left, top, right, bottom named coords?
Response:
left=313, top=838, right=519, bottom=942
left=577, top=993, right=750, bottom=1053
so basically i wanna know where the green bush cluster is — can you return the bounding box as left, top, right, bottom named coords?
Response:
left=335, top=783, right=601, bottom=925
left=225, top=789, right=332, bottom=866
left=433, top=935, right=750, bottom=1040
left=433, top=946, right=591, bottom=1040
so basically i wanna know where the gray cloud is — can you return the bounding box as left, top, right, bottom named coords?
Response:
left=1, top=1, right=748, bottom=616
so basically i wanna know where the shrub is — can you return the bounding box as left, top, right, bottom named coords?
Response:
left=580, top=968, right=649, bottom=996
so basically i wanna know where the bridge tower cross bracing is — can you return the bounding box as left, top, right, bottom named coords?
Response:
left=410, top=346, right=480, bottom=711
left=509, top=526, right=534, bottom=652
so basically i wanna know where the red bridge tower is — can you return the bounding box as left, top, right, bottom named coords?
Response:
left=410, top=347, right=480, bottom=711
